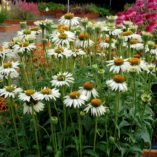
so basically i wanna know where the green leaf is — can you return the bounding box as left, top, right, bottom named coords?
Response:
left=84, top=149, right=99, bottom=157
left=119, top=120, right=130, bottom=128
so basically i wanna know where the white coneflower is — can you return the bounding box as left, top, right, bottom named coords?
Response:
left=34, top=19, right=53, bottom=29
left=64, top=91, right=87, bottom=108
left=76, top=32, right=94, bottom=48
left=59, top=12, right=80, bottom=26
left=84, top=98, right=107, bottom=116
left=13, top=41, right=36, bottom=54
left=79, top=82, right=98, bottom=100
left=0, top=61, right=19, bottom=78
left=50, top=30, right=75, bottom=47
left=100, top=37, right=116, bottom=49
left=130, top=43, right=144, bottom=51
left=51, top=72, right=74, bottom=87
left=48, top=47, right=72, bottom=58
left=106, top=74, right=127, bottom=92
left=23, top=101, right=44, bottom=114
left=70, top=48, right=86, bottom=58
left=0, top=85, right=22, bottom=98
left=17, top=29, right=36, bottom=37
left=0, top=47, right=10, bottom=60
left=128, top=57, right=148, bottom=73
left=146, top=63, right=156, bottom=74
left=128, top=34, right=142, bottom=42
left=19, top=89, right=44, bottom=114
left=106, top=57, right=130, bottom=73
left=30, top=26, right=42, bottom=35
left=37, top=87, right=60, bottom=101
left=109, top=29, right=123, bottom=36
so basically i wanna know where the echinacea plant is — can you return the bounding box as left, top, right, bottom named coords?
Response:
left=0, top=13, right=156, bottom=157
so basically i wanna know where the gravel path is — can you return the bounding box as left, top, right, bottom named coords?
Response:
left=0, top=31, right=17, bottom=44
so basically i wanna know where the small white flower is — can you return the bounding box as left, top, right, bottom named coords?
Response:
left=23, top=101, right=44, bottom=114
left=51, top=72, right=74, bottom=87
left=84, top=98, right=107, bottom=116
left=19, top=89, right=42, bottom=102
left=59, top=12, right=80, bottom=26
left=79, top=82, right=98, bottom=100
left=146, top=63, right=156, bottom=74
left=150, top=48, right=157, bottom=56
left=106, top=57, right=130, bottom=73
left=130, top=43, right=144, bottom=50
left=50, top=30, right=75, bottom=47
left=48, top=47, right=72, bottom=58
left=0, top=85, right=22, bottom=98
left=129, top=34, right=142, bottom=42
left=34, top=19, right=53, bottom=28
left=70, top=48, right=86, bottom=57
left=76, top=32, right=94, bottom=48
left=106, top=74, right=127, bottom=92
left=13, top=41, right=36, bottom=54
left=64, top=91, right=87, bottom=108
left=109, top=29, right=123, bottom=36
left=128, top=58, right=148, bottom=73
left=17, top=29, right=36, bottom=37
left=0, top=61, right=19, bottom=79
left=37, top=87, right=60, bottom=101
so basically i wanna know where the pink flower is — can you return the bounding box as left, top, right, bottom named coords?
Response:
left=126, top=8, right=137, bottom=18
left=18, top=2, right=40, bottom=16
left=134, top=17, right=144, bottom=25
left=134, top=0, right=145, bottom=8
left=146, top=12, right=157, bottom=21
left=116, top=19, right=123, bottom=25
left=146, top=25, right=156, bottom=32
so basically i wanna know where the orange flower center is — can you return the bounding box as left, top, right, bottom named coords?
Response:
left=20, top=41, right=29, bottom=47
left=58, top=25, right=69, bottom=31
left=79, top=32, right=89, bottom=40
left=25, top=89, right=35, bottom=96
left=129, top=38, right=138, bottom=44
left=23, top=29, right=31, bottom=34
left=83, top=82, right=93, bottom=90
left=41, top=88, right=51, bottom=94
left=154, top=44, right=157, bottom=49
left=113, top=75, right=125, bottom=83
left=133, top=54, right=141, bottom=58
left=69, top=91, right=80, bottom=99
left=91, top=98, right=102, bottom=107
left=55, top=47, right=64, bottom=54
left=59, top=33, right=67, bottom=39
left=122, top=30, right=133, bottom=36
left=31, top=27, right=40, bottom=31
left=114, top=58, right=124, bottom=66
left=64, top=12, right=74, bottom=19
left=105, top=37, right=111, bottom=43
left=129, top=58, right=140, bottom=65
left=3, top=62, right=12, bottom=68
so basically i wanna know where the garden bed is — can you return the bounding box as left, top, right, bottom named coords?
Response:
left=0, top=24, right=20, bottom=32
left=40, top=10, right=100, bottom=19
left=142, top=149, right=157, bottom=157
left=4, top=19, right=37, bottom=26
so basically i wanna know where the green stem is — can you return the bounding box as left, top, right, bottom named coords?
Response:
left=114, top=92, right=120, bottom=138
left=77, top=109, right=82, bottom=157
left=93, top=117, right=98, bottom=152
left=133, top=76, right=136, bottom=111
left=48, top=102, right=57, bottom=154
left=9, top=99, right=21, bottom=157
left=32, top=109, right=40, bottom=156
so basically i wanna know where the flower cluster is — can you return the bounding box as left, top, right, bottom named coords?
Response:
left=0, top=12, right=156, bottom=157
